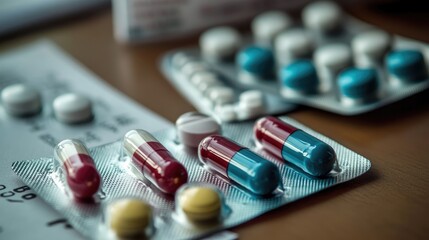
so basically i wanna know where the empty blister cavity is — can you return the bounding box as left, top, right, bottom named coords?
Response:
left=198, top=135, right=282, bottom=196
left=237, top=45, right=275, bottom=81
left=386, top=49, right=428, bottom=84
left=252, top=11, right=293, bottom=46
left=254, top=116, right=337, bottom=177
left=53, top=93, right=93, bottom=124
left=176, top=112, right=221, bottom=148
left=123, top=129, right=188, bottom=194
left=1, top=83, right=42, bottom=117
left=200, top=27, right=241, bottom=62
left=280, top=60, right=320, bottom=96
left=302, top=1, right=343, bottom=34
left=352, top=30, right=392, bottom=67
left=275, top=29, right=314, bottom=66
left=54, top=139, right=101, bottom=199
left=337, top=67, right=379, bottom=105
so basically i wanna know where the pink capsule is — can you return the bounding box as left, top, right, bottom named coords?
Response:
left=54, top=139, right=101, bottom=199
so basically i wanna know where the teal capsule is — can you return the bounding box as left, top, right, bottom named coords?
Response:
left=337, top=67, right=378, bottom=100
left=280, top=60, right=319, bottom=94
left=386, top=49, right=427, bottom=83
left=237, top=46, right=274, bottom=78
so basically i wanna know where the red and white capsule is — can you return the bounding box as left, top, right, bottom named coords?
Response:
left=54, top=139, right=101, bottom=199
left=123, top=129, right=188, bottom=194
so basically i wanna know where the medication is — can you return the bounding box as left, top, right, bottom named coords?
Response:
left=54, top=139, right=101, bottom=199
left=254, top=116, right=336, bottom=177
left=302, top=1, right=342, bottom=34
left=214, top=104, right=237, bottom=122
left=177, top=185, right=222, bottom=222
left=280, top=60, right=319, bottom=95
left=181, top=61, right=208, bottom=78
left=200, top=27, right=241, bottom=61
left=207, top=86, right=235, bottom=105
left=198, top=135, right=281, bottom=195
left=237, top=46, right=274, bottom=79
left=176, top=112, right=221, bottom=148
left=236, top=90, right=265, bottom=120
left=123, top=129, right=188, bottom=194
left=274, top=29, right=314, bottom=66
left=1, top=83, right=41, bottom=117
left=53, top=93, right=93, bottom=124
left=337, top=67, right=379, bottom=105
left=251, top=11, right=292, bottom=46
left=106, top=198, right=152, bottom=238
left=386, top=49, right=427, bottom=83
left=352, top=30, right=392, bottom=67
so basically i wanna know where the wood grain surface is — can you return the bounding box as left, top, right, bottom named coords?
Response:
left=1, top=3, right=428, bottom=240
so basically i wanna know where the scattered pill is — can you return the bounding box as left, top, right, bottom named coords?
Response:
left=53, top=93, right=93, bottom=124
left=254, top=116, right=336, bottom=177
left=198, top=135, right=281, bottom=195
left=337, top=67, right=379, bottom=104
left=352, top=30, right=391, bottom=67
left=176, top=112, right=221, bottom=148
left=123, top=129, right=188, bottom=194
left=386, top=49, right=427, bottom=83
left=237, top=46, right=274, bottom=79
left=54, top=139, right=101, bottom=199
left=200, top=27, right=241, bottom=61
left=178, top=186, right=222, bottom=222
left=107, top=199, right=152, bottom=238
left=1, top=83, right=41, bottom=117
left=302, top=1, right=342, bottom=34
left=280, top=60, right=319, bottom=95
left=274, top=29, right=314, bottom=66
left=252, top=11, right=293, bottom=46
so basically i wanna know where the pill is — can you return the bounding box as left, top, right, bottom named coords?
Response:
left=190, top=71, right=219, bottom=87
left=123, top=129, right=188, bottom=194
left=107, top=199, right=152, bottom=238
left=198, top=135, right=281, bottom=195
left=279, top=60, right=319, bottom=95
left=252, top=11, right=293, bottom=46
left=181, top=61, right=208, bottom=78
left=176, top=112, right=221, bottom=148
left=274, top=29, right=314, bottom=66
left=314, top=43, right=352, bottom=91
left=352, top=30, right=391, bottom=67
left=207, top=86, right=235, bottom=105
left=178, top=186, right=222, bottom=222
left=53, top=93, right=93, bottom=124
left=337, top=67, right=379, bottom=105
left=237, top=46, right=274, bottom=78
left=236, top=90, right=265, bottom=120
left=1, top=83, right=41, bottom=117
left=54, top=139, right=101, bottom=199
left=302, top=1, right=342, bottom=34
left=254, top=116, right=336, bottom=177
left=214, top=104, right=237, bottom=122
left=172, top=52, right=192, bottom=69
left=386, top=49, right=427, bottom=83
left=200, top=27, right=241, bottom=61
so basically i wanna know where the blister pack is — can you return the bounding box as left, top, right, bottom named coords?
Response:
left=12, top=116, right=371, bottom=240
left=161, top=1, right=429, bottom=118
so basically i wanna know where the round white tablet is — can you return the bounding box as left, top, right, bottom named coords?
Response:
left=207, top=86, right=235, bottom=105
left=252, top=11, right=293, bottom=46
left=274, top=29, right=314, bottom=65
left=176, top=112, right=221, bottom=148
left=200, top=27, right=241, bottom=61
left=190, top=71, right=219, bottom=87
left=195, top=76, right=223, bottom=94
left=302, top=1, right=342, bottom=33
left=214, top=104, right=237, bottom=122
left=236, top=91, right=265, bottom=120
left=352, top=30, right=391, bottom=67
left=181, top=61, right=208, bottom=78
left=1, top=84, right=42, bottom=116
left=53, top=93, right=93, bottom=124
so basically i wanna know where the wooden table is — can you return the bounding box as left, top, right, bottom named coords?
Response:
left=1, top=3, right=428, bottom=240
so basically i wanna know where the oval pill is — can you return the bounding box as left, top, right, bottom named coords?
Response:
left=176, top=112, right=221, bottom=148
left=302, top=1, right=342, bottom=34
left=107, top=199, right=152, bottom=238
left=386, top=49, right=427, bottom=83
left=1, top=83, right=42, bottom=117
left=280, top=60, right=319, bottom=94
left=337, top=67, right=379, bottom=104
left=123, top=129, right=188, bottom=194
left=254, top=116, right=336, bottom=177
left=53, top=93, right=93, bottom=124
left=237, top=46, right=274, bottom=78
left=200, top=27, right=241, bottom=61
left=252, top=11, right=293, bottom=46
left=178, top=186, right=222, bottom=222
left=54, top=139, right=101, bottom=199
left=198, top=135, right=281, bottom=195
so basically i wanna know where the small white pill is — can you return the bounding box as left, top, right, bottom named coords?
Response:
left=207, top=86, right=235, bottom=105
left=190, top=71, right=219, bottom=87
left=302, top=1, right=342, bottom=33
left=1, top=84, right=41, bottom=116
left=274, top=29, right=314, bottom=66
left=239, top=90, right=264, bottom=106
left=181, top=61, right=208, bottom=78
left=53, top=93, right=93, bottom=124
left=172, top=52, right=192, bottom=69
left=214, top=104, right=237, bottom=122
left=176, top=112, right=221, bottom=148
left=200, top=27, right=241, bottom=61
left=352, top=30, right=391, bottom=67
left=315, top=43, right=352, bottom=90
left=252, top=11, right=293, bottom=46
left=236, top=91, right=265, bottom=120
left=196, top=78, right=223, bottom=94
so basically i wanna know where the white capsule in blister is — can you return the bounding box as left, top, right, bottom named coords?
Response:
left=236, top=90, right=265, bottom=120
left=352, top=30, right=392, bottom=67
left=207, top=86, right=235, bottom=106
left=53, top=93, right=93, bottom=124
left=190, top=71, right=218, bottom=87
left=274, top=29, right=314, bottom=66
left=181, top=61, right=208, bottom=78
left=214, top=104, right=237, bottom=122
left=302, top=1, right=342, bottom=34
left=200, top=27, right=241, bottom=61
left=252, top=11, right=293, bottom=46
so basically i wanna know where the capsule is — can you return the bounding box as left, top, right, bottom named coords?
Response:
left=54, top=139, right=101, bottom=199
left=123, top=129, right=188, bottom=194
left=254, top=116, right=336, bottom=177
left=198, top=135, right=281, bottom=195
